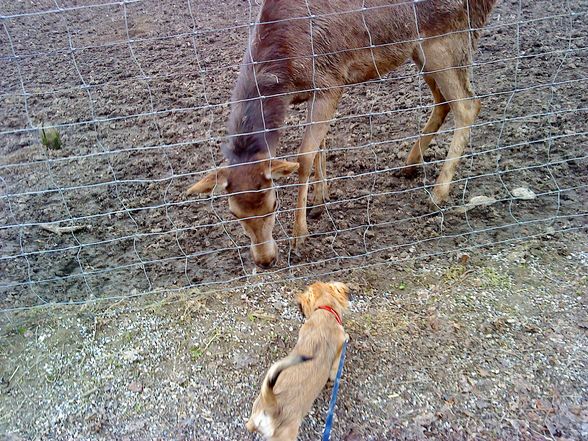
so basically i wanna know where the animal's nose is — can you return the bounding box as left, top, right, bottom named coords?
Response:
left=257, top=255, right=277, bottom=269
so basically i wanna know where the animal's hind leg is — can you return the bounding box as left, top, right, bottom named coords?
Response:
left=404, top=75, right=451, bottom=177
left=308, top=139, right=328, bottom=220
left=429, top=66, right=480, bottom=204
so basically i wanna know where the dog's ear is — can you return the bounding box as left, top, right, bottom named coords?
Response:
left=296, top=289, right=312, bottom=318
left=328, top=282, right=350, bottom=310
left=186, top=168, right=229, bottom=196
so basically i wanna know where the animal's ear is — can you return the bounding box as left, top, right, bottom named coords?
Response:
left=296, top=290, right=312, bottom=318
left=186, top=168, right=228, bottom=196
left=269, top=160, right=299, bottom=179
left=329, top=282, right=350, bottom=310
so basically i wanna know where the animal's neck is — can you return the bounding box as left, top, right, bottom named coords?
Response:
left=224, top=61, right=289, bottom=164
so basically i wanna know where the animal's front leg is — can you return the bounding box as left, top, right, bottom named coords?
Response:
left=328, top=348, right=342, bottom=382
left=292, top=154, right=314, bottom=250
left=308, top=140, right=328, bottom=220
left=328, top=333, right=348, bottom=382
left=291, top=94, right=339, bottom=251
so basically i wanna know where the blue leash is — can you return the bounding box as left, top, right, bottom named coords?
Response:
left=322, top=337, right=349, bottom=441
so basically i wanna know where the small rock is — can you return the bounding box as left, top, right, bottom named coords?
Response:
left=344, top=426, right=363, bottom=441
left=459, top=376, right=473, bottom=393
left=128, top=381, right=143, bottom=393
left=511, top=187, right=536, bottom=200
left=122, top=349, right=141, bottom=363
left=455, top=195, right=497, bottom=213
left=415, top=412, right=436, bottom=427
left=428, top=314, right=441, bottom=331
left=233, top=353, right=258, bottom=369
left=523, top=323, right=541, bottom=333
left=478, top=367, right=491, bottom=378
left=476, top=399, right=491, bottom=409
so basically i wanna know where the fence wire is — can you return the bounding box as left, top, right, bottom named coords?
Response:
left=0, top=0, right=586, bottom=313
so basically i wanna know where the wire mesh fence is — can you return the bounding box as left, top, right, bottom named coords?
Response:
left=0, top=0, right=586, bottom=313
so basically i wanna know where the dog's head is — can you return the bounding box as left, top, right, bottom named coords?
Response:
left=296, top=281, right=350, bottom=318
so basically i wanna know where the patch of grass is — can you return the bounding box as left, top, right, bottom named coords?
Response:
left=107, top=357, right=122, bottom=369
left=357, top=310, right=411, bottom=337
left=481, top=267, right=512, bottom=290
left=189, top=345, right=203, bottom=361
left=121, top=331, right=135, bottom=344
left=443, top=265, right=468, bottom=284
left=247, top=311, right=277, bottom=322
left=40, top=126, right=62, bottom=150
left=189, top=328, right=220, bottom=361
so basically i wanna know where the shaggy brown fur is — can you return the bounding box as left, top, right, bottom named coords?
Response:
left=188, top=0, right=498, bottom=268
left=246, top=281, right=350, bottom=440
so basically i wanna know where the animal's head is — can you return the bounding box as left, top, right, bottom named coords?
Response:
left=297, top=281, right=350, bottom=318
left=187, top=159, right=298, bottom=268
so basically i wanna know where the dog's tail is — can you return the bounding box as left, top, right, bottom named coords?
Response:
left=261, top=354, right=313, bottom=406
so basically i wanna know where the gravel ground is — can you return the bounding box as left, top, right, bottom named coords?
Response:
left=1, top=232, right=587, bottom=440
left=1, top=0, right=587, bottom=308
left=1, top=0, right=587, bottom=439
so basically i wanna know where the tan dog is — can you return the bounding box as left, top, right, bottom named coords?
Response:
left=245, top=281, right=350, bottom=440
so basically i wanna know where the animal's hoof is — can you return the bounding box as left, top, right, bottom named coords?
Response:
left=401, top=164, right=420, bottom=178
left=290, top=225, right=309, bottom=251
left=307, top=204, right=325, bottom=220
left=290, top=235, right=307, bottom=251
left=431, top=187, right=449, bottom=207
left=293, top=249, right=303, bottom=258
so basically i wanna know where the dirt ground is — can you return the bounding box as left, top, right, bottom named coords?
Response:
left=0, top=0, right=587, bottom=440
left=1, top=232, right=587, bottom=440
left=0, top=0, right=586, bottom=309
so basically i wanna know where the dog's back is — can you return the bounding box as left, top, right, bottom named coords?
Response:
left=246, top=310, right=343, bottom=439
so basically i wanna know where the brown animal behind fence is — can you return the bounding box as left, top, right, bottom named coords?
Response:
left=187, top=0, right=498, bottom=268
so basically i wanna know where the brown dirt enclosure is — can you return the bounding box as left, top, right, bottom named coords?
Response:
left=0, top=0, right=587, bottom=440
